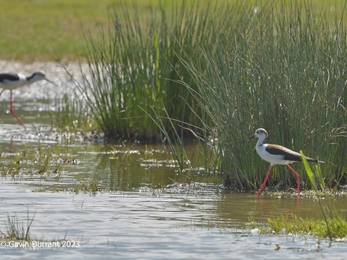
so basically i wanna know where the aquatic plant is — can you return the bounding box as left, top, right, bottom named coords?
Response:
left=179, top=0, right=347, bottom=191
left=0, top=145, right=76, bottom=177
left=59, top=0, right=347, bottom=191
left=55, top=93, right=94, bottom=132
left=74, top=0, right=222, bottom=140
left=267, top=213, right=347, bottom=239
left=300, top=151, right=347, bottom=243
left=0, top=209, right=35, bottom=241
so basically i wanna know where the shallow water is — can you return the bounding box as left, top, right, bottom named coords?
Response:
left=0, top=61, right=347, bottom=259
left=0, top=138, right=346, bottom=260
left=0, top=182, right=347, bottom=260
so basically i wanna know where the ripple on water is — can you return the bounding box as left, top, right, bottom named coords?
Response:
left=0, top=182, right=346, bottom=259
left=0, top=59, right=346, bottom=259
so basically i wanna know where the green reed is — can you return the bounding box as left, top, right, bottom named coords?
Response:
left=180, top=0, right=347, bottom=191
left=76, top=0, right=223, bottom=140
left=1, top=209, right=35, bottom=242
left=301, top=151, right=331, bottom=241
left=65, top=0, right=347, bottom=191
left=55, top=93, right=94, bottom=131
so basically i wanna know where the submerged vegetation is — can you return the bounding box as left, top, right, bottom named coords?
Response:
left=0, top=143, right=107, bottom=194
left=0, top=141, right=215, bottom=194
left=0, top=144, right=76, bottom=177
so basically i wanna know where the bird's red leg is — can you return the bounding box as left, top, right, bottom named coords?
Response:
left=256, top=165, right=273, bottom=196
left=0, top=89, right=4, bottom=96
left=286, top=164, right=300, bottom=196
left=9, top=91, right=26, bottom=130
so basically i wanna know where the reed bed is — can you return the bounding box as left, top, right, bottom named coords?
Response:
left=76, top=0, right=224, bottom=141
left=74, top=0, right=347, bottom=191
left=179, top=1, right=347, bottom=191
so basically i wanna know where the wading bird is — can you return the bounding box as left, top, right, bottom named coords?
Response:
left=0, top=71, right=56, bottom=130
left=247, top=128, right=322, bottom=196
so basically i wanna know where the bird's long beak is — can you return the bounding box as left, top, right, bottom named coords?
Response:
left=243, top=134, right=255, bottom=143
left=45, top=78, right=57, bottom=86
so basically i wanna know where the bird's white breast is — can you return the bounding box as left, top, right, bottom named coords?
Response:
left=0, top=74, right=28, bottom=90
left=256, top=144, right=290, bottom=165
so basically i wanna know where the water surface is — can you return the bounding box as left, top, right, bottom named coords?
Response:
left=0, top=61, right=346, bottom=259
left=0, top=138, right=346, bottom=260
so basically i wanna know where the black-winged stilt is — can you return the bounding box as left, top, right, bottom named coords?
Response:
left=0, top=71, right=56, bottom=130
left=248, top=128, right=321, bottom=196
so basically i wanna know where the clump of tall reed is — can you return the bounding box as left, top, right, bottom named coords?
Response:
left=180, top=1, right=347, bottom=191
left=75, top=0, right=226, bottom=141
left=71, top=0, right=347, bottom=191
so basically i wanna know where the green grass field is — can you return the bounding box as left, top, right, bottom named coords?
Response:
left=0, top=0, right=112, bottom=61
left=0, top=0, right=345, bottom=61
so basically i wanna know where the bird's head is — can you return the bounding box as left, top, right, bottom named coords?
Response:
left=31, top=71, right=47, bottom=81
left=245, top=128, right=268, bottom=142
left=30, top=71, right=56, bottom=86
left=253, top=128, right=268, bottom=139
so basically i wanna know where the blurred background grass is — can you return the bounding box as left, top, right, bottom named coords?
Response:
left=0, top=0, right=345, bottom=61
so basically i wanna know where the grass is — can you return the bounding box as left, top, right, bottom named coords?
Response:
left=2, top=0, right=347, bottom=191
left=0, top=210, right=35, bottom=241
left=0, top=143, right=77, bottom=177
left=0, top=0, right=344, bottom=61
left=71, top=0, right=221, bottom=140
left=57, top=0, right=347, bottom=191
left=0, top=0, right=111, bottom=61
left=54, top=93, right=95, bottom=132
left=0, top=208, right=70, bottom=248
left=178, top=0, right=347, bottom=191
left=250, top=213, right=347, bottom=239
left=301, top=151, right=343, bottom=242
left=0, top=143, right=107, bottom=194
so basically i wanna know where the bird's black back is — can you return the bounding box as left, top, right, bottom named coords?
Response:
left=0, top=73, right=20, bottom=83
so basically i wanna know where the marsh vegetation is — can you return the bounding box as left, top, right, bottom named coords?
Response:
left=1, top=1, right=347, bottom=251
left=58, top=0, right=347, bottom=193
